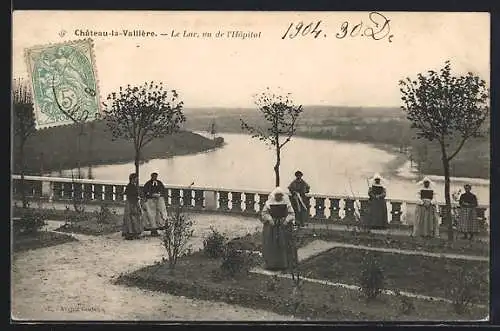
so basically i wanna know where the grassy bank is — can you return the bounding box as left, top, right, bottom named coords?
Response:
left=12, top=120, right=222, bottom=175
left=13, top=231, right=78, bottom=253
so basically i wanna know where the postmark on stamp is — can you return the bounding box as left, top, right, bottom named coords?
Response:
left=25, top=39, right=100, bottom=129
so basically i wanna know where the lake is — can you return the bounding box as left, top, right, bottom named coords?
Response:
left=55, top=132, right=490, bottom=206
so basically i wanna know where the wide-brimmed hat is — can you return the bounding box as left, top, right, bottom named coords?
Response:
left=369, top=173, right=385, bottom=186
left=417, top=176, right=435, bottom=188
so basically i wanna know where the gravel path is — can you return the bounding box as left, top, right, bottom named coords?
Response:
left=11, top=214, right=298, bottom=321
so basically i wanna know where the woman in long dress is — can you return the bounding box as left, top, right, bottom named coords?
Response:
left=260, top=187, right=298, bottom=271
left=288, top=170, right=310, bottom=227
left=122, top=173, right=144, bottom=240
left=366, top=173, right=389, bottom=229
left=412, top=177, right=439, bottom=238
left=458, top=184, right=480, bottom=240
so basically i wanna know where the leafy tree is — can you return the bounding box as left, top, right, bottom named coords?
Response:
left=102, top=81, right=185, bottom=182
left=13, top=78, right=36, bottom=208
left=240, top=88, right=303, bottom=186
left=399, top=61, right=489, bottom=241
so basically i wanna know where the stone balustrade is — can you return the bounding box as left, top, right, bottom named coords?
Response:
left=11, top=175, right=489, bottom=228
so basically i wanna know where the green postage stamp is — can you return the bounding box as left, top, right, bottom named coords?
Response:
left=25, top=39, right=100, bottom=129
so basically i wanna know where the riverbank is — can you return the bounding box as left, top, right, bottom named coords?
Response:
left=293, top=130, right=489, bottom=180
left=13, top=120, right=223, bottom=176
left=185, top=114, right=489, bottom=179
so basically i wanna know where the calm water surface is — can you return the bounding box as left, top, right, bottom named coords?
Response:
left=58, top=132, right=489, bottom=205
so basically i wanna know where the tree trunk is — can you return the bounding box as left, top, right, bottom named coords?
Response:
left=19, top=140, right=27, bottom=208
left=134, top=148, right=141, bottom=184
left=274, top=146, right=281, bottom=187
left=76, top=124, right=84, bottom=179
left=440, top=142, right=453, bottom=241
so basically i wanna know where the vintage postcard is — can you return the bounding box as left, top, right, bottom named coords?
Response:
left=11, top=11, right=490, bottom=322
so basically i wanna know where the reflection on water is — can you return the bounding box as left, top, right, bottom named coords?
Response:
left=58, top=132, right=489, bottom=205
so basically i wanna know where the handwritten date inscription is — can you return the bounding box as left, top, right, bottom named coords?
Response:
left=281, top=12, right=393, bottom=43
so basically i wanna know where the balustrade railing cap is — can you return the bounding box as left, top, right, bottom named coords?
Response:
left=11, top=174, right=488, bottom=208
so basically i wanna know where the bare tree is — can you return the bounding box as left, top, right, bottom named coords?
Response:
left=241, top=88, right=303, bottom=186
left=13, top=78, right=36, bottom=208
left=102, top=81, right=185, bottom=183
left=399, top=61, right=489, bottom=241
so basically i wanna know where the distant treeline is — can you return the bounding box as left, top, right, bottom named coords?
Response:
left=183, top=106, right=490, bottom=179
left=12, top=120, right=221, bottom=175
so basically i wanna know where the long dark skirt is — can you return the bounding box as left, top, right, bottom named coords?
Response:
left=366, top=199, right=388, bottom=229
left=122, top=201, right=144, bottom=238
left=290, top=196, right=309, bottom=226
left=457, top=207, right=480, bottom=233
left=262, top=222, right=298, bottom=271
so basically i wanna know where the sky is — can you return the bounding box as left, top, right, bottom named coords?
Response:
left=12, top=11, right=490, bottom=108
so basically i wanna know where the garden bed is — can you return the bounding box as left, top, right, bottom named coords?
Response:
left=55, top=220, right=121, bottom=236
left=229, top=228, right=489, bottom=258
left=302, top=228, right=490, bottom=257
left=115, top=252, right=487, bottom=321
left=13, top=231, right=78, bottom=253
left=298, top=247, right=489, bottom=305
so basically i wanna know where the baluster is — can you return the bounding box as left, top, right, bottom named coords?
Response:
left=171, top=188, right=181, bottom=206
left=93, top=184, right=104, bottom=201
left=219, top=191, right=230, bottom=211
left=83, top=183, right=92, bottom=201
left=53, top=182, right=63, bottom=200
left=390, top=201, right=402, bottom=224
left=34, top=181, right=43, bottom=197
left=103, top=185, right=113, bottom=201
left=244, top=193, right=257, bottom=214
left=73, top=182, right=83, bottom=201
left=258, top=193, right=268, bottom=212
left=182, top=189, right=193, bottom=208
left=313, top=197, right=326, bottom=220
left=115, top=185, right=126, bottom=202
left=359, top=199, right=369, bottom=225
left=194, top=189, right=204, bottom=209
left=24, top=180, right=33, bottom=197
left=63, top=182, right=73, bottom=200
left=343, top=198, right=356, bottom=224
left=328, top=198, right=341, bottom=221
left=231, top=192, right=243, bottom=212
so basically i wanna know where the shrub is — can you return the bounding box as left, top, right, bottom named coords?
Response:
left=162, top=206, right=195, bottom=270
left=13, top=207, right=47, bottom=236
left=359, top=254, right=385, bottom=301
left=446, top=267, right=486, bottom=314
left=265, top=275, right=280, bottom=292
left=203, top=226, right=228, bottom=258
left=393, top=289, right=415, bottom=315
left=92, top=204, right=118, bottom=224
left=220, top=247, right=254, bottom=278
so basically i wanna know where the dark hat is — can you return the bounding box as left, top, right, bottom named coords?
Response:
left=151, top=172, right=158, bottom=176
left=295, top=170, right=303, bottom=177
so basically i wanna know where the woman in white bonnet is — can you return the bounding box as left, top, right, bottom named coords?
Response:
left=260, top=187, right=297, bottom=271
left=365, top=173, right=388, bottom=229
left=413, top=177, right=439, bottom=238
